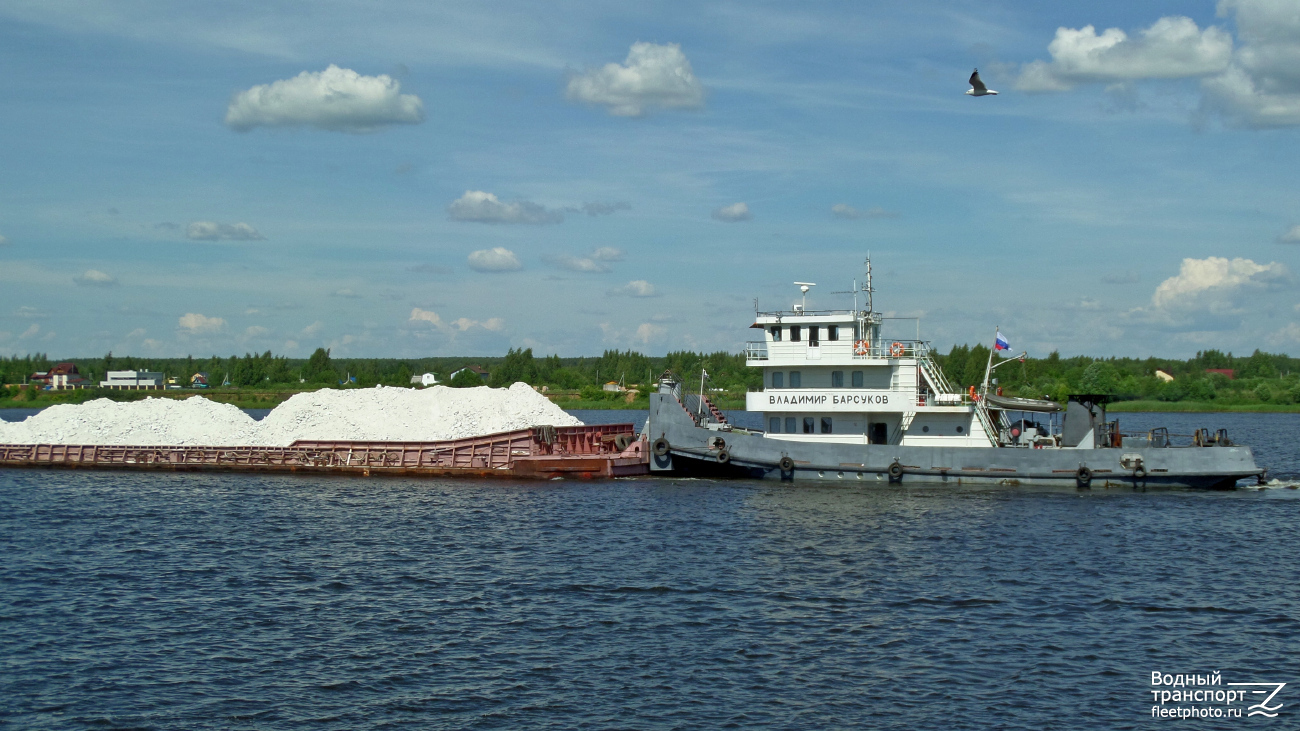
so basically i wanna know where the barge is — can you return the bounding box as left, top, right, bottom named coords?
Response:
left=647, top=258, right=1265, bottom=488
left=0, top=423, right=649, bottom=480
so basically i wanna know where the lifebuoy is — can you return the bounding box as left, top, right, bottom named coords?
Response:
left=1076, top=465, right=1093, bottom=486
left=1133, top=467, right=1146, bottom=480
left=717, top=448, right=731, bottom=465
left=889, top=342, right=905, bottom=357
left=778, top=456, right=795, bottom=471
left=854, top=340, right=869, bottom=356
left=652, top=438, right=670, bottom=457
left=888, top=460, right=904, bottom=479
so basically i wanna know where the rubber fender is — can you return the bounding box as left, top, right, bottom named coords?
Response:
left=716, top=448, right=731, bottom=465
left=614, top=434, right=633, bottom=451
left=887, top=461, right=903, bottom=479
left=1077, top=465, right=1093, bottom=485
left=778, top=456, right=795, bottom=471
left=652, top=438, right=670, bottom=457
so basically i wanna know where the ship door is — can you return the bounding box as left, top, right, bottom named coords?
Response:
left=869, top=423, right=888, bottom=445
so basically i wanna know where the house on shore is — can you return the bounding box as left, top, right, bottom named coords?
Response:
left=100, top=370, right=164, bottom=390
left=410, top=372, right=440, bottom=387
left=449, top=365, right=490, bottom=382
left=31, top=363, right=90, bottom=390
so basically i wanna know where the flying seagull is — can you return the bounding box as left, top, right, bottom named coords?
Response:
left=966, top=69, right=998, bottom=97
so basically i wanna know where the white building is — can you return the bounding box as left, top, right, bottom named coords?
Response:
left=410, top=373, right=439, bottom=386
left=100, top=370, right=164, bottom=390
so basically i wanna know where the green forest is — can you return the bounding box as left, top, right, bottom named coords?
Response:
left=2, top=345, right=1298, bottom=411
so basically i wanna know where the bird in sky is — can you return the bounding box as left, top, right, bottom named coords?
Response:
left=965, top=69, right=998, bottom=97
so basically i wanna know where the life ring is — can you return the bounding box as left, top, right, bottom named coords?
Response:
left=652, top=438, right=670, bottom=457
left=716, top=448, right=731, bottom=465
left=888, top=460, right=904, bottom=479
left=1076, top=465, right=1093, bottom=486
left=1133, top=467, right=1146, bottom=480
left=778, top=456, right=795, bottom=471
left=889, top=342, right=905, bottom=357
left=854, top=340, right=869, bottom=356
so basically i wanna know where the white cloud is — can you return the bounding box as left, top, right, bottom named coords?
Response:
left=73, top=269, right=117, bottom=287
left=1269, top=322, right=1300, bottom=344
left=447, top=190, right=562, bottom=224
left=591, top=246, right=624, bottom=262
left=566, top=42, right=705, bottom=117
left=245, top=325, right=269, bottom=337
left=301, top=321, right=324, bottom=336
left=125, top=328, right=146, bottom=339
left=547, top=247, right=624, bottom=273
left=0, top=235, right=8, bottom=246
left=1016, top=16, right=1233, bottom=91
left=636, top=322, right=667, bottom=344
left=467, top=247, right=523, bottom=272
left=187, top=221, right=264, bottom=241
left=609, top=280, right=660, bottom=297
left=225, top=65, right=424, bottom=133
left=1151, top=256, right=1290, bottom=311
left=451, top=317, right=505, bottom=332
left=409, top=308, right=444, bottom=327
left=1201, top=1, right=1300, bottom=127
left=712, top=202, right=752, bottom=222
left=831, top=203, right=898, bottom=219
left=18, top=324, right=39, bottom=339
left=1280, top=225, right=1300, bottom=243
left=178, top=313, right=226, bottom=333
left=331, top=288, right=360, bottom=298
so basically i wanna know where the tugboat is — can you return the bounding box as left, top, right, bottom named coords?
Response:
left=647, top=257, right=1265, bottom=488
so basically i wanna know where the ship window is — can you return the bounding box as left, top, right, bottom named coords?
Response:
left=808, top=326, right=819, bottom=345
left=803, top=417, right=815, bottom=434
left=769, top=417, right=781, bottom=433
left=785, top=417, right=796, bottom=433
left=828, top=325, right=838, bottom=341
left=790, top=326, right=801, bottom=342
left=956, top=425, right=964, bottom=433
left=821, top=417, right=832, bottom=434
left=772, top=371, right=784, bottom=389
left=922, top=425, right=930, bottom=433
left=770, top=326, right=781, bottom=342
left=789, top=371, right=801, bottom=388
left=852, top=371, right=863, bottom=388
left=831, top=371, right=844, bottom=388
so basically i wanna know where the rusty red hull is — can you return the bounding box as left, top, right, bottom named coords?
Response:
left=0, top=424, right=649, bottom=480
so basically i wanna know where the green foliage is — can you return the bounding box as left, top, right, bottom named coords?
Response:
left=489, top=348, right=535, bottom=387
left=449, top=369, right=484, bottom=388
left=1078, top=362, right=1118, bottom=394
left=301, top=348, right=335, bottom=384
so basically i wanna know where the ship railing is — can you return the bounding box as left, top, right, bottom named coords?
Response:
left=744, top=341, right=768, bottom=361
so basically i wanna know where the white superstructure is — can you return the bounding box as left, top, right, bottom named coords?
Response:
left=744, top=258, right=997, bottom=447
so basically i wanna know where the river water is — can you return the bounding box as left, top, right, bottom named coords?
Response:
left=2, top=410, right=1299, bottom=728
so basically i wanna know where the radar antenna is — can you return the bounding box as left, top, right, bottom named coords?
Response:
left=793, top=282, right=816, bottom=312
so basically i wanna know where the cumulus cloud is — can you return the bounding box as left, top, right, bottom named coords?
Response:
left=1151, top=256, right=1290, bottom=311
left=547, top=247, right=625, bottom=273
left=187, top=221, right=264, bottom=241
left=1280, top=225, right=1300, bottom=243
left=451, top=317, right=505, bottom=332
left=566, top=42, right=705, bottom=116
left=712, top=202, right=751, bottom=222
left=636, top=322, right=667, bottom=344
left=225, top=65, right=424, bottom=133
left=73, top=269, right=118, bottom=287
left=832, top=203, right=898, bottom=219
left=609, top=280, right=660, bottom=297
left=178, top=313, right=226, bottom=333
left=582, top=201, right=631, bottom=216
left=447, top=190, right=563, bottom=224
left=467, top=247, right=523, bottom=272
left=409, top=308, right=444, bottom=327
left=19, top=324, right=40, bottom=339
left=1016, top=16, right=1233, bottom=91
left=301, top=321, right=324, bottom=336
left=245, top=325, right=269, bottom=337
left=1201, top=0, right=1300, bottom=128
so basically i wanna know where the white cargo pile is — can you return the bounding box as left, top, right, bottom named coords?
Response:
left=0, top=383, right=582, bottom=446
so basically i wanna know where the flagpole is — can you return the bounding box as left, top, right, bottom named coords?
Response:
left=981, top=326, right=997, bottom=398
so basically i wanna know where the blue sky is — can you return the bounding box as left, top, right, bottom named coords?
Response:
left=1, top=0, right=1297, bottom=359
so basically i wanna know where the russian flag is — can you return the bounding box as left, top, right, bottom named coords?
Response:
left=995, top=331, right=1009, bottom=350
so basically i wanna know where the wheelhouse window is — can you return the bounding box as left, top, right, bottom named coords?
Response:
left=790, top=326, right=801, bottom=342
left=828, top=325, right=838, bottom=341
left=808, top=326, right=820, bottom=346
left=803, top=417, right=815, bottom=434
left=771, top=372, right=784, bottom=389
left=784, top=417, right=796, bottom=433
left=852, top=371, right=863, bottom=388
left=769, top=417, right=781, bottom=433
left=789, top=371, right=801, bottom=388
left=831, top=371, right=844, bottom=388
left=821, top=417, right=833, bottom=434
left=770, top=326, right=781, bottom=342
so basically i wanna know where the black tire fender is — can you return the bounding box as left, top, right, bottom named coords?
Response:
left=888, top=460, right=904, bottom=479
left=1077, top=465, right=1093, bottom=485
left=716, top=448, right=731, bottom=465
left=614, top=434, right=633, bottom=451
left=1133, top=467, right=1146, bottom=480
left=778, top=456, right=795, bottom=472
left=652, top=438, right=670, bottom=457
